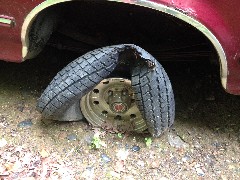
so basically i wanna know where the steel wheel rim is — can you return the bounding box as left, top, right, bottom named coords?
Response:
left=80, top=78, right=147, bottom=132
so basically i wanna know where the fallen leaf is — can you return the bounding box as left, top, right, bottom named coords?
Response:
left=40, top=149, right=49, bottom=158
left=0, top=138, right=7, bottom=148
left=5, top=163, right=14, bottom=171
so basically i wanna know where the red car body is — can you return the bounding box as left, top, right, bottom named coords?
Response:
left=1, top=0, right=240, bottom=94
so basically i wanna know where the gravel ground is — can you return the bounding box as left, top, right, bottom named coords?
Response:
left=0, top=48, right=240, bottom=179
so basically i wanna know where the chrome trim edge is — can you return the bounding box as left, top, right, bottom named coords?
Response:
left=0, top=18, right=11, bottom=25
left=21, top=0, right=227, bottom=89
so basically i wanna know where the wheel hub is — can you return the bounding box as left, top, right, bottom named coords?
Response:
left=108, top=87, right=131, bottom=114
left=111, top=102, right=127, bottom=114
left=80, top=78, right=147, bottom=132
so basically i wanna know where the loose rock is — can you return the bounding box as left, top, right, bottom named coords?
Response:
left=67, top=134, right=77, bottom=141
left=132, top=145, right=140, bottom=152
left=182, top=155, right=191, bottom=162
left=195, top=164, right=205, bottom=176
left=101, top=154, right=111, bottom=163
left=83, top=132, right=94, bottom=145
left=81, top=167, right=95, bottom=179
left=17, top=119, right=33, bottom=128
left=167, top=132, right=189, bottom=149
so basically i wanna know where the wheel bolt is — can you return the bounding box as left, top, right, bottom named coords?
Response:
left=122, top=89, right=128, bottom=96
left=108, top=90, right=113, bottom=96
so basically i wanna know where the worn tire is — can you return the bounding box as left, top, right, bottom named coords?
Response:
left=37, top=43, right=175, bottom=137
left=37, top=45, right=127, bottom=120
left=131, top=54, right=175, bottom=137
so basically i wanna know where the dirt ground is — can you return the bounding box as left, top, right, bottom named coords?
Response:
left=0, top=48, right=240, bottom=179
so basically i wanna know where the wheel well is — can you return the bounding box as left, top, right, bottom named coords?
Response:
left=25, top=1, right=216, bottom=60
left=23, top=0, right=226, bottom=87
left=26, top=6, right=59, bottom=59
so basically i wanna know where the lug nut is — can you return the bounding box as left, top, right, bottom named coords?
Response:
left=122, top=89, right=128, bottom=96
left=108, top=90, right=113, bottom=96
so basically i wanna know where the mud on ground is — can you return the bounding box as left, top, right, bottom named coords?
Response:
left=0, top=48, right=239, bottom=179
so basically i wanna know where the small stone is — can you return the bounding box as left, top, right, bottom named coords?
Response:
left=84, top=132, right=94, bottom=145
left=212, top=142, right=223, bottom=148
left=182, top=155, right=191, bottom=162
left=17, top=102, right=24, bottom=112
left=0, top=138, right=7, bottom=148
left=17, top=119, right=33, bottom=128
left=81, top=167, right=94, bottom=179
left=132, top=145, right=140, bottom=152
left=150, top=161, right=160, bottom=169
left=67, top=134, right=77, bottom=141
left=167, top=133, right=189, bottom=149
left=127, top=166, right=133, bottom=171
left=195, top=164, right=205, bottom=176
left=196, top=168, right=205, bottom=176
left=171, top=157, right=179, bottom=164
left=137, top=160, right=144, bottom=167
left=40, top=149, right=49, bottom=158
left=194, top=142, right=201, bottom=149
left=101, top=154, right=111, bottom=163
left=116, top=149, right=129, bottom=161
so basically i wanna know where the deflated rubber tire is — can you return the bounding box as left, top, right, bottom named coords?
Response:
left=37, top=45, right=125, bottom=120
left=37, top=44, right=175, bottom=137
left=131, top=55, right=175, bottom=137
